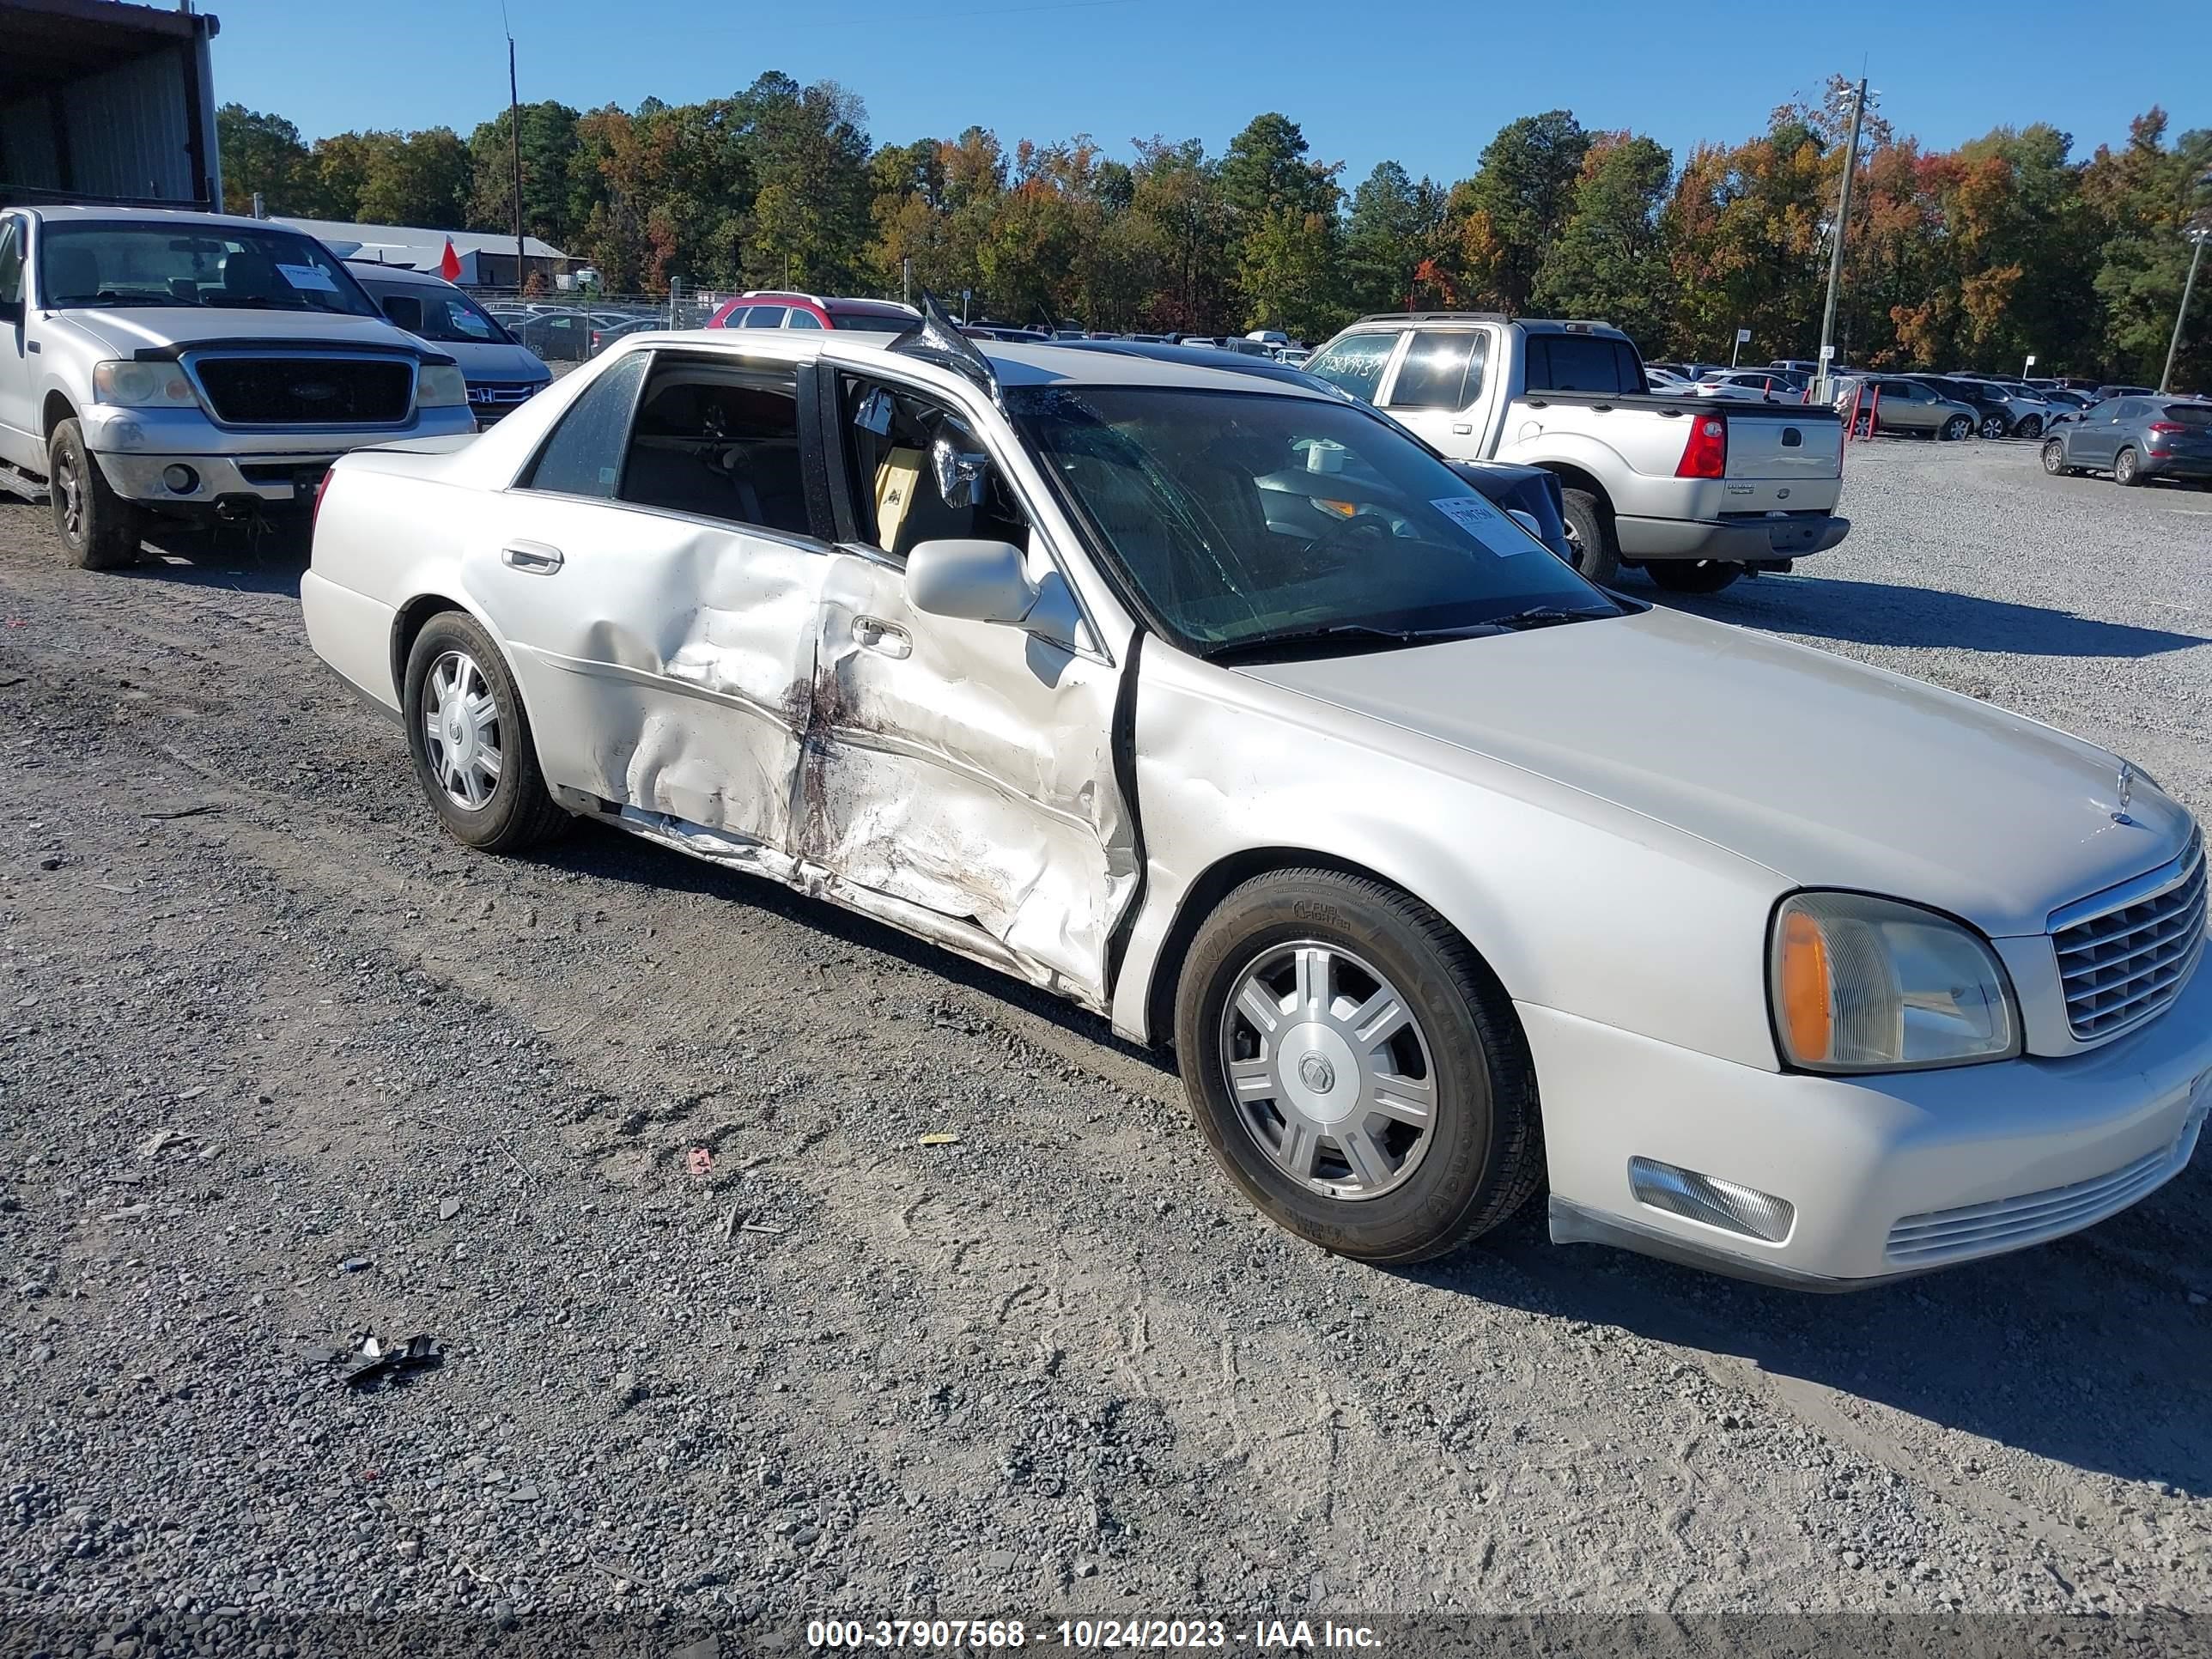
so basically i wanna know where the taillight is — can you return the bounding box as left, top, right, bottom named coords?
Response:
left=312, top=467, right=334, bottom=539
left=1677, top=414, right=1728, bottom=478
left=2146, top=421, right=2184, bottom=436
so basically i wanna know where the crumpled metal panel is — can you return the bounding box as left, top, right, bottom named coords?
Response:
left=797, top=550, right=1137, bottom=1011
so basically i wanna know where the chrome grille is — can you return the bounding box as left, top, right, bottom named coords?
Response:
left=2051, top=828, right=2206, bottom=1041
left=468, top=382, right=537, bottom=425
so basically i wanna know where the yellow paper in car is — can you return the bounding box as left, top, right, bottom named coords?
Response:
left=874, top=447, right=926, bottom=550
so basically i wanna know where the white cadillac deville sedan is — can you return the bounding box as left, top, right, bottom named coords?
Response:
left=302, top=311, right=2211, bottom=1289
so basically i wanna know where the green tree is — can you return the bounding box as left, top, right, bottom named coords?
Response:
left=1532, top=133, right=1674, bottom=345
left=216, top=104, right=320, bottom=216
left=1344, top=161, right=1448, bottom=313
left=466, top=102, right=582, bottom=249
left=1448, top=111, right=1590, bottom=313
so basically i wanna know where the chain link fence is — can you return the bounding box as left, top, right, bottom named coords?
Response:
left=465, top=284, right=729, bottom=362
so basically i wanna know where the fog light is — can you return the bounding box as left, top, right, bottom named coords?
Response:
left=1628, top=1158, right=1795, bottom=1243
left=161, top=465, right=199, bottom=494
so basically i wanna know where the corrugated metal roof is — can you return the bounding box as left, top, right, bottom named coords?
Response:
left=276, top=216, right=569, bottom=264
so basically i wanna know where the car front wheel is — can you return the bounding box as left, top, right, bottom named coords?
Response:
left=47, top=420, right=145, bottom=570
left=1174, top=869, right=1542, bottom=1265
left=1979, top=414, right=2008, bottom=440
left=402, top=611, right=571, bottom=854
left=2041, top=438, right=2073, bottom=476
left=2016, top=415, right=2044, bottom=439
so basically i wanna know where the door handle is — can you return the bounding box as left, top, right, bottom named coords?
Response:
left=501, top=542, right=563, bottom=574
left=1450, top=422, right=1474, bottom=434
left=852, top=615, right=911, bottom=659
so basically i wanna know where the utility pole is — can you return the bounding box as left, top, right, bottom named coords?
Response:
left=2160, top=227, right=2209, bottom=394
left=1816, top=78, right=1869, bottom=398
left=902, top=257, right=911, bottom=307
left=507, top=34, right=525, bottom=293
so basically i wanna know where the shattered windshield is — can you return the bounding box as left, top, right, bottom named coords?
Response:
left=38, top=223, right=380, bottom=318
left=1011, top=385, right=1616, bottom=654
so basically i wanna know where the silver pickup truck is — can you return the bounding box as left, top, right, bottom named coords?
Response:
left=1305, top=313, right=1850, bottom=592
left=0, top=205, right=477, bottom=568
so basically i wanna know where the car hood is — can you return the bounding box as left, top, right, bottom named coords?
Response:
left=46, top=307, right=441, bottom=359
left=417, top=338, right=550, bottom=382
left=1232, top=605, right=2194, bottom=938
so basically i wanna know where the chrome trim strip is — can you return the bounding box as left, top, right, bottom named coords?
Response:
left=2047, top=826, right=2203, bottom=934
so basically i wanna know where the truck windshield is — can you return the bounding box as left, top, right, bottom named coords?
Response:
left=1012, top=385, right=1617, bottom=654
left=38, top=223, right=379, bottom=318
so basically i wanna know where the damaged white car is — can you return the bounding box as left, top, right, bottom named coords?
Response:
left=304, top=306, right=2211, bottom=1288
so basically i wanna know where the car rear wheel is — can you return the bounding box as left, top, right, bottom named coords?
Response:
left=1647, top=559, right=1743, bottom=594
left=1557, top=488, right=1620, bottom=586
left=2040, top=438, right=2074, bottom=476
left=1174, top=869, right=1542, bottom=1265
left=1979, top=413, right=2008, bottom=440
left=2114, top=447, right=2142, bottom=487
left=403, top=611, right=571, bottom=854
left=1941, top=415, right=1973, bottom=441
left=47, top=420, right=145, bottom=571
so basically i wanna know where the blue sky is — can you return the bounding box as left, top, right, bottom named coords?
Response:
left=213, top=0, right=2209, bottom=185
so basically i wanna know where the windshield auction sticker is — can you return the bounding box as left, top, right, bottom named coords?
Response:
left=276, top=263, right=339, bottom=292
left=1430, top=494, right=1529, bottom=553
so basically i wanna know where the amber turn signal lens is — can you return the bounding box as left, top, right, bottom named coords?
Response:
left=1778, top=908, right=1833, bottom=1064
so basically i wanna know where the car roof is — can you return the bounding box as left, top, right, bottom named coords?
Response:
left=21, top=204, right=292, bottom=232
left=344, top=261, right=459, bottom=289
left=608, top=330, right=1338, bottom=400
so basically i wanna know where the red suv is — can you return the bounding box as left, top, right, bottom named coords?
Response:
left=704, top=291, right=919, bottom=332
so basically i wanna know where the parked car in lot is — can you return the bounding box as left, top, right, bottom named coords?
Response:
left=507, top=308, right=595, bottom=363
left=2041, top=397, right=2212, bottom=487
left=1836, top=374, right=1978, bottom=441
left=345, top=261, right=552, bottom=426
left=1907, top=374, right=2021, bottom=440
left=2094, top=384, right=2157, bottom=401
left=1687, top=369, right=1798, bottom=402
left=302, top=319, right=2211, bottom=1288
left=1304, top=313, right=1849, bottom=591
left=590, top=316, right=664, bottom=355
left=0, top=204, right=477, bottom=568
left=705, top=290, right=921, bottom=333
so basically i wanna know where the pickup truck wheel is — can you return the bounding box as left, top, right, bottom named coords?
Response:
left=1557, top=489, right=1620, bottom=585
left=403, top=612, right=571, bottom=854
left=1647, top=560, right=1743, bottom=594
left=1941, top=415, right=1973, bottom=441
left=2113, top=447, right=2142, bottom=487
left=47, top=421, right=145, bottom=570
left=1175, top=869, right=1542, bottom=1265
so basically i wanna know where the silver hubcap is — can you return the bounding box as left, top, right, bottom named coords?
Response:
left=1218, top=940, right=1437, bottom=1201
left=56, top=456, right=83, bottom=541
left=422, top=650, right=502, bottom=810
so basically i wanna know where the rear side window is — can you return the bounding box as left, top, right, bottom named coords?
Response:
left=1305, top=332, right=1398, bottom=403
left=618, top=356, right=813, bottom=537
left=520, top=351, right=649, bottom=498
left=787, top=309, right=824, bottom=329
left=1387, top=330, right=1487, bottom=410
left=1525, top=334, right=1641, bottom=396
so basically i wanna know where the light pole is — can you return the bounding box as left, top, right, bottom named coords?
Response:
left=2158, top=226, right=2209, bottom=394
left=1815, top=79, right=1870, bottom=398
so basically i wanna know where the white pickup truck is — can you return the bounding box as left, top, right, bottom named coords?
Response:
left=1304, top=313, right=1850, bottom=592
left=0, top=205, right=478, bottom=568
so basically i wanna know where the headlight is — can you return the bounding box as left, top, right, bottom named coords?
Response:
left=416, top=364, right=468, bottom=408
left=1770, top=892, right=2020, bottom=1073
left=91, top=361, right=199, bottom=409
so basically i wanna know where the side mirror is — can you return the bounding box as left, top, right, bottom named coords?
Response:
left=1506, top=508, right=1544, bottom=539
left=907, top=538, right=1037, bottom=626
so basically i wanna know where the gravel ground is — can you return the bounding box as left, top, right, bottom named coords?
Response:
left=1, top=436, right=2209, bottom=1649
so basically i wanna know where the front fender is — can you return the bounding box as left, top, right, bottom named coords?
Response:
left=1109, top=643, right=1789, bottom=1071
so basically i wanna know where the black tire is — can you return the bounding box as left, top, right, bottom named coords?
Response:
left=402, top=611, right=571, bottom=854
left=2040, top=438, right=2074, bottom=476
left=2113, top=447, right=2142, bottom=487
left=1941, top=415, right=1972, bottom=441
left=1647, top=560, right=1743, bottom=594
left=1978, top=413, right=2008, bottom=440
left=1557, top=487, right=1620, bottom=586
left=46, top=419, right=145, bottom=570
left=1173, top=869, right=1542, bottom=1265
left=2016, top=415, right=2044, bottom=439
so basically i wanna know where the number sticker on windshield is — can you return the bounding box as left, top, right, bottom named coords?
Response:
left=1430, top=495, right=1528, bottom=553
left=275, top=263, right=338, bottom=293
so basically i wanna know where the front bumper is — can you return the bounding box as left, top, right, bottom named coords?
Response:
left=1528, top=956, right=2212, bottom=1288
left=1617, top=513, right=1851, bottom=563
left=80, top=401, right=477, bottom=509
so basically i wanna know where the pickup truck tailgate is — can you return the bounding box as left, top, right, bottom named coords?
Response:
left=1723, top=409, right=1843, bottom=510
